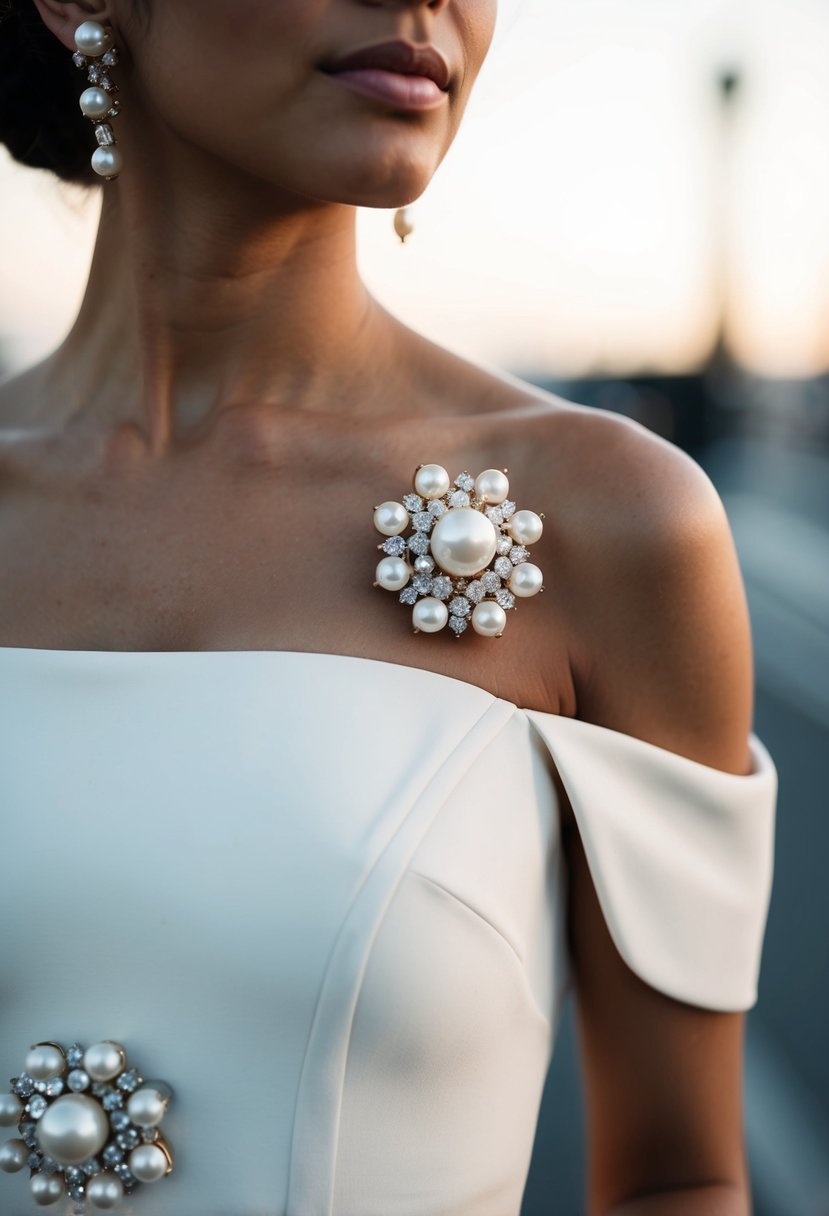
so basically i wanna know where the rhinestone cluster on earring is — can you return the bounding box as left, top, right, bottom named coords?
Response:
left=72, top=21, right=123, bottom=180
left=0, top=1040, right=174, bottom=1211
left=373, top=465, right=545, bottom=638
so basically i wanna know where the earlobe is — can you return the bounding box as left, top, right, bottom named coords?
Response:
left=29, top=0, right=111, bottom=54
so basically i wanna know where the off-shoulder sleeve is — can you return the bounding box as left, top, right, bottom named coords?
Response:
left=523, top=711, right=778, bottom=1011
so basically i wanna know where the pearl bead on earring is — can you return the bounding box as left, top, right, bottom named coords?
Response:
left=74, top=19, right=113, bottom=56
left=394, top=207, right=415, bottom=243
left=72, top=20, right=123, bottom=180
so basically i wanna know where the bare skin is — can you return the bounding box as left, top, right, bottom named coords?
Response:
left=0, top=0, right=760, bottom=1210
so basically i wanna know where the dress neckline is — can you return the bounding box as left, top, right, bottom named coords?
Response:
left=0, top=645, right=772, bottom=781
left=0, top=645, right=507, bottom=707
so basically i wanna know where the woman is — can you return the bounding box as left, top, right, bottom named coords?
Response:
left=0, top=2, right=777, bottom=1214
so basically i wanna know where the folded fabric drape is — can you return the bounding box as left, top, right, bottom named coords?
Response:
left=523, top=710, right=777, bottom=1011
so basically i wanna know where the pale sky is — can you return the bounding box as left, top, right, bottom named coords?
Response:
left=2, top=0, right=828, bottom=379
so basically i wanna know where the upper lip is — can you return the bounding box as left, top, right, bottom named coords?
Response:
left=320, top=39, right=451, bottom=92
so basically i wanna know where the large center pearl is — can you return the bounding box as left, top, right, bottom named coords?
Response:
left=36, top=1094, right=110, bottom=1165
left=430, top=507, right=498, bottom=578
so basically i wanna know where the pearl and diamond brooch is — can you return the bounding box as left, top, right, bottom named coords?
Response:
left=0, top=1040, right=173, bottom=1211
left=374, top=464, right=545, bottom=637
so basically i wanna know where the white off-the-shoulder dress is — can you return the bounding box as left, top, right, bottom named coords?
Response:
left=0, top=647, right=778, bottom=1216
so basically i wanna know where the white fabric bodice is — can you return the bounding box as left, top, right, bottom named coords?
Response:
left=0, top=648, right=778, bottom=1216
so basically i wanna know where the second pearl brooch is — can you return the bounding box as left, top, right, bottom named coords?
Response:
left=373, top=465, right=545, bottom=637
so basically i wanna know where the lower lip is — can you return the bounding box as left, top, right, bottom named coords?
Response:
left=323, top=68, right=447, bottom=110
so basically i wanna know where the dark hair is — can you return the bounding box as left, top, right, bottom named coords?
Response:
left=0, top=1, right=100, bottom=186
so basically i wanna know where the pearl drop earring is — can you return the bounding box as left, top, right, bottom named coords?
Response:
left=72, top=20, right=123, bottom=180
left=394, top=207, right=414, bottom=244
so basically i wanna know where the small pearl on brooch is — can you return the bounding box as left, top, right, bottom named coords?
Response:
left=474, top=468, right=510, bottom=504
left=373, top=501, right=410, bottom=537
left=471, top=601, right=507, bottom=636
left=84, top=1041, right=126, bottom=1083
left=30, top=1171, right=66, bottom=1206
left=412, top=597, right=449, bottom=633
left=127, top=1085, right=170, bottom=1128
left=0, top=1138, right=29, bottom=1173
left=0, top=1093, right=23, bottom=1127
left=508, top=562, right=544, bottom=597
left=414, top=463, right=451, bottom=500
left=508, top=510, right=544, bottom=546
left=25, top=1044, right=66, bottom=1082
left=86, top=1171, right=124, bottom=1209
left=128, top=1142, right=170, bottom=1182
left=375, top=556, right=411, bottom=591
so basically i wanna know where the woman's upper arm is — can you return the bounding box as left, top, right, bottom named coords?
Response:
left=560, top=421, right=758, bottom=1212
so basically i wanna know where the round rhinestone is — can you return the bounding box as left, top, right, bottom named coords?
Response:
left=13, top=1074, right=35, bottom=1098
left=114, top=1162, right=137, bottom=1188
left=116, top=1070, right=141, bottom=1093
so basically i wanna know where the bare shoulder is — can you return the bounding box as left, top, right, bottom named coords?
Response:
left=403, top=344, right=754, bottom=772
left=475, top=380, right=754, bottom=775
left=442, top=360, right=731, bottom=552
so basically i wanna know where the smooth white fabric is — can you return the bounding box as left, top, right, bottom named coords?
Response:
left=0, top=648, right=777, bottom=1216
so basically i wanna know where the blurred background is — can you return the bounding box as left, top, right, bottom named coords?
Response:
left=1, top=0, right=827, bottom=1212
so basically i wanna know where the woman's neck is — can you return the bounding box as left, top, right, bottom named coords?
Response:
left=38, top=181, right=401, bottom=456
